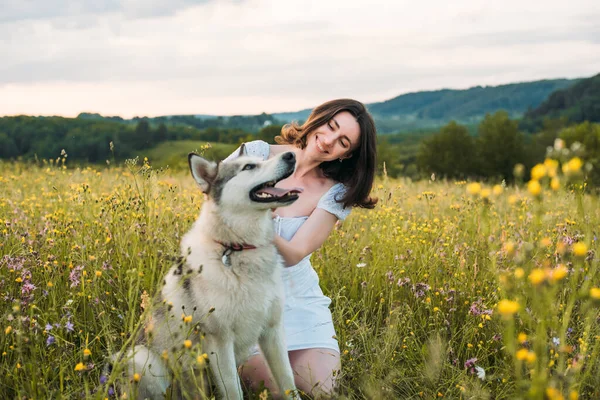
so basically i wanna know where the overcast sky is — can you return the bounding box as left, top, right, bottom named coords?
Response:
left=1, top=0, right=599, bottom=118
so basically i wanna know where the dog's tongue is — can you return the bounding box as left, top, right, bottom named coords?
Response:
left=257, top=187, right=303, bottom=196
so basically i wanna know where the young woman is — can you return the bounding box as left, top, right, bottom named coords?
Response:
left=225, top=98, right=377, bottom=398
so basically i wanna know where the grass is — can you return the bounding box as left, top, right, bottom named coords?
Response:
left=0, top=155, right=599, bottom=399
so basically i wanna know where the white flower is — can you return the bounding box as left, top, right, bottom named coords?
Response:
left=356, top=263, right=367, bottom=268
left=552, top=337, right=560, bottom=346
left=475, top=366, right=485, bottom=381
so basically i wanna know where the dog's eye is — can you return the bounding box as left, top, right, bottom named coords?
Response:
left=242, top=164, right=256, bottom=171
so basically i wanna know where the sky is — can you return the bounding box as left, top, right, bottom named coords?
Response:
left=1, top=0, right=599, bottom=118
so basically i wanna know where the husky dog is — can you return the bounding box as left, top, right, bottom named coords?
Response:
left=111, top=150, right=301, bottom=399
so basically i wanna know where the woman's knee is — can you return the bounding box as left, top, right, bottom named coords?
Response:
left=289, top=348, right=341, bottom=398
left=239, top=353, right=275, bottom=392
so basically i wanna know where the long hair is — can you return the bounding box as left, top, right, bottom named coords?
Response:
left=275, top=99, right=378, bottom=209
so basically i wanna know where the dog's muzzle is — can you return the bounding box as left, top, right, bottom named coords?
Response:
left=250, top=152, right=303, bottom=203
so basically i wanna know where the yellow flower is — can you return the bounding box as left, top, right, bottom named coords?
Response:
left=527, top=180, right=542, bottom=197
left=544, top=158, right=559, bottom=177
left=562, top=157, right=583, bottom=176
left=503, top=241, right=516, bottom=256
left=569, top=390, right=579, bottom=400
left=74, top=362, right=85, bottom=371
left=83, top=348, right=92, bottom=357
left=95, top=271, right=102, bottom=277
left=466, top=183, right=481, bottom=196
left=514, top=268, right=525, bottom=279
left=518, top=333, right=527, bottom=343
left=531, top=164, right=547, bottom=180
left=47, top=281, right=53, bottom=287
left=508, top=194, right=518, bottom=205
left=497, top=299, right=519, bottom=317
left=590, top=288, right=600, bottom=300
left=480, top=188, right=491, bottom=199
left=572, top=242, right=587, bottom=258
left=551, top=265, right=568, bottom=282
left=546, top=387, right=563, bottom=400
left=516, top=348, right=529, bottom=360
left=197, top=353, right=209, bottom=366
left=492, top=184, right=503, bottom=196
left=528, top=269, right=546, bottom=285
left=5, top=326, right=12, bottom=334
left=550, top=177, right=560, bottom=191
left=184, top=340, right=192, bottom=349
left=526, top=352, right=537, bottom=363
left=133, top=373, right=141, bottom=382
left=539, top=237, right=552, bottom=248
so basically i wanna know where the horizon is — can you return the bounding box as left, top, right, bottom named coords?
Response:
left=1, top=0, right=599, bottom=118
left=0, top=74, right=586, bottom=119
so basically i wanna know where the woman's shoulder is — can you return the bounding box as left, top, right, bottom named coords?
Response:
left=268, top=144, right=294, bottom=159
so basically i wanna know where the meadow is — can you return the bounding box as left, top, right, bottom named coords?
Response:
left=0, top=152, right=599, bottom=399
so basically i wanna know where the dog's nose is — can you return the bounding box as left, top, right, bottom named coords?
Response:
left=282, top=152, right=295, bottom=163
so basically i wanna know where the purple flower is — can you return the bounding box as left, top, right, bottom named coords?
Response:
left=21, top=282, right=37, bottom=295
left=45, top=323, right=53, bottom=331
left=100, top=375, right=108, bottom=385
left=464, top=357, right=478, bottom=369
left=386, top=271, right=394, bottom=282
left=46, top=335, right=55, bottom=346
left=69, top=265, right=84, bottom=288
left=65, top=321, right=74, bottom=332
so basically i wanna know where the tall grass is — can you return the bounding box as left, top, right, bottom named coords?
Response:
left=0, top=154, right=598, bottom=399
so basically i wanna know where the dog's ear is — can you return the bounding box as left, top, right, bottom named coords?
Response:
left=237, top=143, right=246, bottom=157
left=188, top=153, right=218, bottom=193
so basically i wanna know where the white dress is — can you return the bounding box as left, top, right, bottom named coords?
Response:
left=223, top=140, right=351, bottom=354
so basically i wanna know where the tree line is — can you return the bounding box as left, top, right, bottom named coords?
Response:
left=413, top=112, right=600, bottom=186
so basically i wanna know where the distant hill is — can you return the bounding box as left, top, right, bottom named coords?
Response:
left=270, top=78, right=578, bottom=133
left=521, top=73, right=600, bottom=131
left=73, top=77, right=581, bottom=134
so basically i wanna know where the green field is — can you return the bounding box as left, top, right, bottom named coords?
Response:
left=0, top=156, right=599, bottom=399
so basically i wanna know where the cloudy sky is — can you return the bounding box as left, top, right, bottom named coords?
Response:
left=1, top=0, right=599, bottom=118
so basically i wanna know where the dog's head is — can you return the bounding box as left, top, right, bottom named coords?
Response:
left=188, top=151, right=302, bottom=210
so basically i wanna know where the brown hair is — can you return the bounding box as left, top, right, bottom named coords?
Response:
left=275, top=98, right=378, bottom=209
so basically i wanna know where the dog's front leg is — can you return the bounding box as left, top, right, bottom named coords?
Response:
left=259, top=324, right=298, bottom=399
left=205, top=336, right=243, bottom=400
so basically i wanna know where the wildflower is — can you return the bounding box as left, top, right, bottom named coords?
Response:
left=45, top=323, right=53, bottom=331
left=492, top=185, right=503, bottom=196
left=497, top=299, right=519, bottom=318
left=514, top=268, right=525, bottom=279
left=572, top=242, right=587, bottom=258
left=518, top=333, right=527, bottom=343
left=197, top=353, right=208, bottom=366
left=356, top=263, right=366, bottom=268
left=46, top=336, right=55, bottom=346
left=528, top=269, right=546, bottom=285
left=65, top=321, right=74, bottom=332
left=527, top=180, right=542, bottom=197
left=474, top=366, right=485, bottom=380
left=550, top=177, right=560, bottom=191
left=133, top=373, right=141, bottom=382
left=184, top=340, right=192, bottom=349
left=466, top=183, right=481, bottom=196
left=513, top=163, right=525, bottom=178
left=551, top=265, right=568, bottom=282
left=562, top=157, right=583, bottom=176
left=516, top=348, right=529, bottom=361
left=530, top=164, right=546, bottom=180
left=74, top=362, right=85, bottom=371
left=590, top=288, right=600, bottom=300
left=5, top=326, right=12, bottom=334
left=480, top=188, right=491, bottom=199
left=84, top=348, right=92, bottom=357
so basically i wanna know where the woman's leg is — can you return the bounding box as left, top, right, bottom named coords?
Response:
left=288, top=348, right=341, bottom=398
left=240, top=348, right=341, bottom=398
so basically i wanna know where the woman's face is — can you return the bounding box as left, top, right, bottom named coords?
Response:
left=306, top=111, right=361, bottom=162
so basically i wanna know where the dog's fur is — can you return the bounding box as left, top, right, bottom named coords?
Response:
left=110, top=150, right=300, bottom=399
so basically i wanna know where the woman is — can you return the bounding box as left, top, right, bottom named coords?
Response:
left=225, top=99, right=377, bottom=397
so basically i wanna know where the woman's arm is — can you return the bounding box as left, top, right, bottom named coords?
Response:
left=274, top=208, right=339, bottom=267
